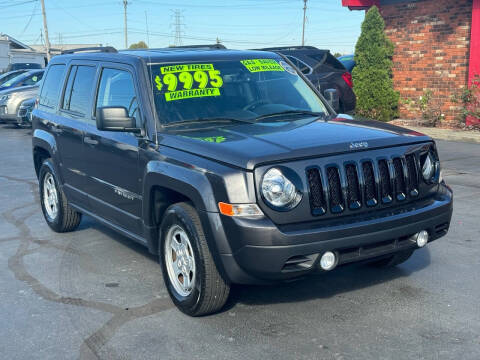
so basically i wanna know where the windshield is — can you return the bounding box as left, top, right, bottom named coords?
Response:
left=148, top=58, right=328, bottom=125
left=0, top=71, right=43, bottom=88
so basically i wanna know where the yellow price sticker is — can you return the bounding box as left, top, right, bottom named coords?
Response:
left=161, top=63, right=215, bottom=74
left=240, top=59, right=284, bottom=73
left=165, top=88, right=221, bottom=102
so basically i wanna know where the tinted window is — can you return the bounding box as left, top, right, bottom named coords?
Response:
left=308, top=53, right=346, bottom=71
left=39, top=65, right=66, bottom=108
left=286, top=56, right=311, bottom=75
left=22, top=72, right=44, bottom=86
left=96, top=68, right=139, bottom=125
left=62, top=65, right=96, bottom=115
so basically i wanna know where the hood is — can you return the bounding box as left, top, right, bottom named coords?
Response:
left=0, top=85, right=39, bottom=96
left=158, top=115, right=432, bottom=170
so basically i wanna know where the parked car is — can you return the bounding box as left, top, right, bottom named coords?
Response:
left=5, top=62, right=43, bottom=72
left=0, top=69, right=44, bottom=91
left=32, top=47, right=452, bottom=316
left=0, top=84, right=40, bottom=125
left=255, top=46, right=356, bottom=114
left=16, top=97, right=36, bottom=127
left=338, top=54, right=356, bottom=72
left=0, top=70, right=29, bottom=87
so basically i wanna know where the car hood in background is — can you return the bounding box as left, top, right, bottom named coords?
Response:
left=0, top=85, right=39, bottom=96
left=159, top=115, right=431, bottom=170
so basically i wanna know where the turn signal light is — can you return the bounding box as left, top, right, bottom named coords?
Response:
left=218, top=202, right=263, bottom=217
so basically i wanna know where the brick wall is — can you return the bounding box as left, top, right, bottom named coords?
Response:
left=381, top=0, right=473, bottom=126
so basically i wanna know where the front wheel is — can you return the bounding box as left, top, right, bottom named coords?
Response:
left=159, top=202, right=230, bottom=316
left=39, top=159, right=82, bottom=232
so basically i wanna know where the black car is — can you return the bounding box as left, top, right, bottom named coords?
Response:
left=32, top=47, right=452, bottom=316
left=5, top=62, right=43, bottom=72
left=255, top=46, right=356, bottom=114
left=338, top=54, right=356, bottom=72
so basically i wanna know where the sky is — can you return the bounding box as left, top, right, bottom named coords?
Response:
left=1, top=0, right=366, bottom=55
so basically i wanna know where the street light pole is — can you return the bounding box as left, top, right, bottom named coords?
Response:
left=40, top=0, right=51, bottom=61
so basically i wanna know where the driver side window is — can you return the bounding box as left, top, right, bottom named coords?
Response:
left=96, top=68, right=140, bottom=127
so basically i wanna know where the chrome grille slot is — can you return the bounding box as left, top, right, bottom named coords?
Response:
left=406, top=154, right=419, bottom=196
left=378, top=159, right=393, bottom=204
left=345, top=164, right=361, bottom=210
left=393, top=157, right=407, bottom=201
left=362, top=161, right=377, bottom=207
left=306, top=167, right=327, bottom=216
left=327, top=167, right=344, bottom=213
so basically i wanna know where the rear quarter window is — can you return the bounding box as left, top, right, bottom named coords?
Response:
left=39, top=65, right=66, bottom=109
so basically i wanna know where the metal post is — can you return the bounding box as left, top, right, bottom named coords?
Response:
left=40, top=0, right=51, bottom=61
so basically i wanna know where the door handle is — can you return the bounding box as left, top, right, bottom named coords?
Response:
left=84, top=136, right=99, bottom=145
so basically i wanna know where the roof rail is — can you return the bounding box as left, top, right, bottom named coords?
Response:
left=61, top=46, right=118, bottom=55
left=253, top=46, right=320, bottom=51
left=168, top=44, right=227, bottom=50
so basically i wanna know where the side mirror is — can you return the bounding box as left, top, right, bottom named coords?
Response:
left=324, top=88, right=340, bottom=112
left=96, top=106, right=140, bottom=133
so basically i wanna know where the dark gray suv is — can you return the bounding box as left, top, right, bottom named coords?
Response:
left=32, top=47, right=452, bottom=316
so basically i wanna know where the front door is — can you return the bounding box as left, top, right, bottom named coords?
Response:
left=82, top=65, right=143, bottom=235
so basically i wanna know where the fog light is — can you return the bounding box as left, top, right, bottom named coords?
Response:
left=415, top=230, right=429, bottom=248
left=319, top=251, right=337, bottom=271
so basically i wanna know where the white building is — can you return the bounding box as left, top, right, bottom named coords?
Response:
left=0, top=34, right=46, bottom=72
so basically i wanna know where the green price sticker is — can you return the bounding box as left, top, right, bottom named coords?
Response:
left=240, top=59, right=284, bottom=73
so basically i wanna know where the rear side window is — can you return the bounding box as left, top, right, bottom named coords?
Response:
left=285, top=56, right=311, bottom=75
left=39, top=65, right=66, bottom=108
left=308, top=53, right=346, bottom=71
left=62, top=65, right=96, bottom=115
left=96, top=68, right=140, bottom=125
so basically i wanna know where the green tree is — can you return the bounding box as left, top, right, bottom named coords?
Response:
left=333, top=52, right=342, bottom=58
left=129, top=41, right=148, bottom=49
left=352, top=6, right=399, bottom=121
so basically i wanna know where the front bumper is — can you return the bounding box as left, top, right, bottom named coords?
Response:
left=0, top=104, right=20, bottom=123
left=211, top=184, right=452, bottom=284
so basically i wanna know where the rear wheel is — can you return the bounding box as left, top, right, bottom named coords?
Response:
left=39, top=159, right=82, bottom=232
left=159, top=202, right=230, bottom=316
left=369, top=249, right=415, bottom=268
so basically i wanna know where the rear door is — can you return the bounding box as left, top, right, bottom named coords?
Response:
left=55, top=62, right=98, bottom=208
left=82, top=64, right=143, bottom=235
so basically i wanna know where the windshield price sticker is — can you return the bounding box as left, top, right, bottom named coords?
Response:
left=155, top=63, right=224, bottom=102
left=240, top=59, right=285, bottom=73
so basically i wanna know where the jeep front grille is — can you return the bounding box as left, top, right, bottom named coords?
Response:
left=306, top=155, right=420, bottom=216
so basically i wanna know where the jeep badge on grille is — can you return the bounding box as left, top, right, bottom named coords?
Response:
left=349, top=141, right=369, bottom=150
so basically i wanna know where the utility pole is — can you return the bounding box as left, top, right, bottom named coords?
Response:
left=302, top=0, right=308, bottom=46
left=145, top=11, right=150, bottom=47
left=40, top=0, right=51, bottom=61
left=123, top=0, right=129, bottom=49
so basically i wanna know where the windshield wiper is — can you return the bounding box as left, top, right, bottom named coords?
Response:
left=164, top=117, right=254, bottom=128
left=254, top=110, right=325, bottom=121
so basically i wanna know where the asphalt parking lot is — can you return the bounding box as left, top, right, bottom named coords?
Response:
left=0, top=124, right=479, bottom=360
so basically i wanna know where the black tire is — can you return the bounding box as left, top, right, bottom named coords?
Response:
left=159, top=202, right=230, bottom=316
left=369, top=249, right=415, bottom=268
left=39, top=159, right=82, bottom=232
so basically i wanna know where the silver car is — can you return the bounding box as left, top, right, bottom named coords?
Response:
left=0, top=85, right=40, bottom=124
left=16, top=97, right=36, bottom=127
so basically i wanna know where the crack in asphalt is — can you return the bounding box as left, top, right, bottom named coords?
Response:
left=2, top=174, right=173, bottom=359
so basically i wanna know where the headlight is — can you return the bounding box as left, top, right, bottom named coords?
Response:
left=261, top=167, right=302, bottom=210
left=0, top=94, right=10, bottom=101
left=422, top=153, right=436, bottom=182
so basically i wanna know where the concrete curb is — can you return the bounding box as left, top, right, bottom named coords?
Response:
left=405, top=126, right=480, bottom=144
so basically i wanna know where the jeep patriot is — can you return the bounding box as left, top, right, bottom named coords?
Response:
left=32, top=47, right=453, bottom=316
